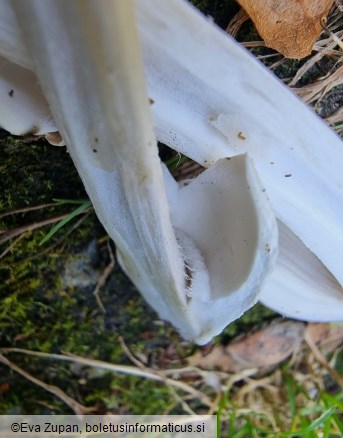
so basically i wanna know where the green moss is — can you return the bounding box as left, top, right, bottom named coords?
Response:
left=0, top=134, right=175, bottom=414
left=0, top=132, right=279, bottom=414
left=84, top=375, right=174, bottom=414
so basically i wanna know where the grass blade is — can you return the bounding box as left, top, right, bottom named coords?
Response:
left=280, top=406, right=336, bottom=437
left=39, top=200, right=92, bottom=245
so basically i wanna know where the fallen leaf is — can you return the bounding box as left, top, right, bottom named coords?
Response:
left=188, top=344, right=231, bottom=371
left=305, top=322, right=343, bottom=355
left=237, top=0, right=334, bottom=58
left=225, top=321, right=305, bottom=371
left=188, top=321, right=305, bottom=372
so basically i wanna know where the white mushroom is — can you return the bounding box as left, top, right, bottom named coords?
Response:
left=0, top=55, right=56, bottom=139
left=0, top=0, right=342, bottom=342
left=136, top=0, right=343, bottom=321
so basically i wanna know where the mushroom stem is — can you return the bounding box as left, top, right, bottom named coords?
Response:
left=5, top=0, right=277, bottom=342
left=1, top=0, right=341, bottom=337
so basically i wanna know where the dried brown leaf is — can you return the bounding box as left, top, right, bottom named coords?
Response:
left=226, top=321, right=305, bottom=371
left=189, top=321, right=305, bottom=372
left=188, top=345, right=233, bottom=372
left=305, top=322, right=343, bottom=354
left=237, top=0, right=334, bottom=58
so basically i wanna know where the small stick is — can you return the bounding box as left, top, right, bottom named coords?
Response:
left=304, top=330, right=343, bottom=389
left=0, top=209, right=92, bottom=245
left=92, top=242, right=115, bottom=313
left=0, top=348, right=212, bottom=406
left=0, top=353, right=94, bottom=414
left=118, top=336, right=146, bottom=368
left=0, top=202, right=57, bottom=219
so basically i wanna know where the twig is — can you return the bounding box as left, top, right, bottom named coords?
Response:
left=165, top=384, right=197, bottom=415
left=0, top=233, right=25, bottom=259
left=92, top=242, right=115, bottom=313
left=0, top=202, right=57, bottom=219
left=118, top=337, right=197, bottom=414
left=290, top=35, right=343, bottom=86
left=0, top=213, right=69, bottom=244
left=0, top=208, right=93, bottom=245
left=304, top=330, right=343, bottom=389
left=0, top=348, right=213, bottom=407
left=321, top=17, right=343, bottom=51
left=241, top=40, right=265, bottom=48
left=21, top=212, right=93, bottom=263
left=292, top=64, right=343, bottom=104
left=118, top=336, right=146, bottom=368
left=226, top=8, right=249, bottom=38
left=0, top=353, right=94, bottom=414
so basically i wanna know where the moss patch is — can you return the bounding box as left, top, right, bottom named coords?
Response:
left=0, top=132, right=278, bottom=414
